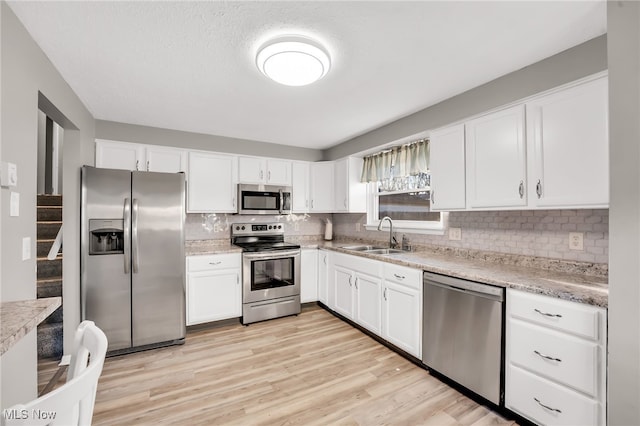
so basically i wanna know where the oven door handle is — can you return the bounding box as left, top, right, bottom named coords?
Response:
left=278, top=189, right=284, bottom=214
left=243, top=250, right=301, bottom=260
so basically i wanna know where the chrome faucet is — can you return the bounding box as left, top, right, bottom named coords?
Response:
left=377, top=216, right=397, bottom=248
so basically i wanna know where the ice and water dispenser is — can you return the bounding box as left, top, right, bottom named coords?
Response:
left=89, top=219, right=124, bottom=255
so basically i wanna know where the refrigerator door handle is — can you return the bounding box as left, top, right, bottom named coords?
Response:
left=124, top=198, right=131, bottom=273
left=132, top=198, right=140, bottom=273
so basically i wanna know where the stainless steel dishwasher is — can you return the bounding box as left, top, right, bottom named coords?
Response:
left=422, top=271, right=504, bottom=405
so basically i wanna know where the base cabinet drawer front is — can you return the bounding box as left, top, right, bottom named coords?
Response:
left=509, top=319, right=599, bottom=397
left=187, top=253, right=241, bottom=272
left=508, top=289, right=602, bottom=340
left=383, top=263, right=422, bottom=290
left=506, top=365, right=601, bottom=426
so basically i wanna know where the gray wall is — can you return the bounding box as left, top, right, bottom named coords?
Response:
left=1, top=2, right=95, bottom=408
left=608, top=1, right=640, bottom=424
left=324, top=35, right=607, bottom=160
left=95, top=120, right=323, bottom=162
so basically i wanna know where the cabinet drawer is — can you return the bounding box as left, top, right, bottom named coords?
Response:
left=383, top=264, right=421, bottom=290
left=506, top=365, right=600, bottom=426
left=187, top=253, right=241, bottom=272
left=507, top=289, right=602, bottom=341
left=509, top=319, right=599, bottom=397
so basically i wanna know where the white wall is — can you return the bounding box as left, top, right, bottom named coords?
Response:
left=1, top=2, right=95, bottom=408
left=607, top=1, right=640, bottom=423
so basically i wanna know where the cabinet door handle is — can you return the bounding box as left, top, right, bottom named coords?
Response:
left=305, top=199, right=309, bottom=208
left=135, top=160, right=139, bottom=171
left=323, top=255, right=327, bottom=265
left=348, top=275, right=353, bottom=286
left=268, top=171, right=271, bottom=181
left=393, top=273, right=405, bottom=280
left=260, top=170, right=264, bottom=180
left=534, top=308, right=562, bottom=318
left=354, top=277, right=358, bottom=289
left=431, top=189, right=435, bottom=204
left=311, top=200, right=314, bottom=209
left=534, top=350, right=562, bottom=363
left=518, top=180, right=524, bottom=198
left=536, top=179, right=542, bottom=198
left=232, top=197, right=236, bottom=208
left=209, top=261, right=222, bottom=266
left=146, top=160, right=150, bottom=171
left=533, top=397, right=562, bottom=414
left=383, top=288, right=387, bottom=301
left=236, top=274, right=239, bottom=284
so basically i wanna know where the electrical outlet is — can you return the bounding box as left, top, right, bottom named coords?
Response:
left=355, top=223, right=361, bottom=232
left=569, top=232, right=584, bottom=251
left=212, top=223, right=220, bottom=233
left=449, top=227, right=462, bottom=241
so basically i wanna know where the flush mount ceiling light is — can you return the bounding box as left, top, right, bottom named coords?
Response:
left=256, top=36, right=331, bottom=86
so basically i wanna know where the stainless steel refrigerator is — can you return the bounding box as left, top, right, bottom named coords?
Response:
left=81, top=165, right=185, bottom=354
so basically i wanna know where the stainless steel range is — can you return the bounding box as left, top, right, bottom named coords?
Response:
left=232, top=223, right=301, bottom=324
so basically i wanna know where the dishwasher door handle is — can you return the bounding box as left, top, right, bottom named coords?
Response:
left=424, top=279, right=503, bottom=302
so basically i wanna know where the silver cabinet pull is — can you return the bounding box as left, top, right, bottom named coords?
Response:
left=536, top=179, right=542, bottom=198
left=135, top=160, right=139, bottom=171
left=260, top=170, right=263, bottom=180
left=534, top=308, right=562, bottom=318
left=311, top=200, right=314, bottom=209
left=323, top=255, right=327, bottom=265
left=146, top=160, right=150, bottom=171
left=431, top=189, right=435, bottom=204
left=348, top=275, right=353, bottom=286
left=518, top=180, right=524, bottom=198
left=209, top=261, right=222, bottom=265
left=394, top=273, right=405, bottom=280
left=305, top=199, right=309, bottom=208
left=534, top=397, right=562, bottom=414
left=534, top=350, right=562, bottom=362
left=268, top=170, right=271, bottom=181
left=383, top=288, right=388, bottom=301
left=354, top=277, right=358, bottom=289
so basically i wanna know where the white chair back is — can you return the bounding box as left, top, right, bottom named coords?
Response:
left=2, top=321, right=108, bottom=426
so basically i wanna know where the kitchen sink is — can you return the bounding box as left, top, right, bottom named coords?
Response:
left=340, top=245, right=387, bottom=251
left=364, top=248, right=406, bottom=255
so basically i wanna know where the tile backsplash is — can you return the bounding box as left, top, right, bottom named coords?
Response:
left=332, top=209, right=609, bottom=265
left=186, top=213, right=332, bottom=240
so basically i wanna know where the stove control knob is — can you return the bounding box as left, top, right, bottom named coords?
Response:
left=278, top=225, right=282, bottom=229
left=241, top=226, right=245, bottom=230
left=268, top=225, right=273, bottom=229
left=235, top=226, right=239, bottom=230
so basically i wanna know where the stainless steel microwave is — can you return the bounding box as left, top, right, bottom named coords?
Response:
left=237, top=184, right=292, bottom=215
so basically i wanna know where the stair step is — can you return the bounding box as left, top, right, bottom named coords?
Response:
left=37, top=240, right=63, bottom=257
left=37, top=257, right=62, bottom=280
left=37, top=194, right=63, bottom=207
left=37, top=322, right=63, bottom=359
left=37, top=222, right=62, bottom=239
left=37, top=278, right=62, bottom=298
left=37, top=206, right=62, bottom=221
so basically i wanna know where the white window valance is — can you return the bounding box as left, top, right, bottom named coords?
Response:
left=360, top=139, right=429, bottom=182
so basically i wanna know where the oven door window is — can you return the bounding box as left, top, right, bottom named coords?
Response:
left=251, top=257, right=294, bottom=290
left=242, top=191, right=279, bottom=211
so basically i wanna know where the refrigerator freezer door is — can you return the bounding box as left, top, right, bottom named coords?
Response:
left=81, top=166, right=133, bottom=351
left=131, top=171, right=186, bottom=347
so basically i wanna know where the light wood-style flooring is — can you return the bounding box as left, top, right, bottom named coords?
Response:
left=39, top=305, right=517, bottom=425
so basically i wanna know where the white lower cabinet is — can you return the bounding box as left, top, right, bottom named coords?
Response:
left=300, top=249, right=318, bottom=303
left=328, top=252, right=420, bottom=357
left=186, top=254, right=241, bottom=325
left=505, top=289, right=606, bottom=426
left=317, top=250, right=330, bottom=306
left=381, top=263, right=422, bottom=358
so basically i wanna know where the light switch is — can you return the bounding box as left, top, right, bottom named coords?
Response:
left=0, top=162, right=17, bottom=187
left=22, top=237, right=31, bottom=260
left=10, top=192, right=19, bottom=216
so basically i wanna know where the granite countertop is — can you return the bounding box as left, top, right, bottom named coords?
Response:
left=320, top=241, right=608, bottom=308
left=1, top=297, right=61, bottom=356
left=184, top=238, right=608, bottom=308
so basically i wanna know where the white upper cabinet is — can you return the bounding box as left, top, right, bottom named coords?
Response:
left=429, top=124, right=466, bottom=211
left=526, top=76, right=609, bottom=208
left=95, top=140, right=145, bottom=171
left=334, top=157, right=367, bottom=213
left=187, top=151, right=237, bottom=213
left=466, top=104, right=527, bottom=209
left=238, top=156, right=291, bottom=186
left=291, top=161, right=311, bottom=213
left=144, top=146, right=187, bottom=173
left=310, top=161, right=335, bottom=212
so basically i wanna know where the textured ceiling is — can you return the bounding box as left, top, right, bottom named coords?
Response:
left=8, top=1, right=606, bottom=150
